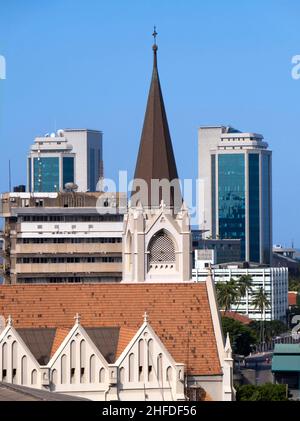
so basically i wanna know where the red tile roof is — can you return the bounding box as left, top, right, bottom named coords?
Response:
left=288, top=291, right=298, bottom=307
left=50, top=328, right=70, bottom=358
left=0, top=283, right=221, bottom=375
left=221, top=311, right=252, bottom=325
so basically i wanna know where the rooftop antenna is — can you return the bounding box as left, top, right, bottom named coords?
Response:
left=8, top=159, right=11, bottom=192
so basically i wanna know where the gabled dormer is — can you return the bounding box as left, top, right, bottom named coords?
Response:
left=115, top=312, right=185, bottom=401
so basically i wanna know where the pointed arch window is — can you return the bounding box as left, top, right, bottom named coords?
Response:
left=89, top=354, right=96, bottom=383
left=52, top=369, right=57, bottom=385
left=80, top=340, right=86, bottom=383
left=21, top=356, right=27, bottom=385
left=31, top=369, right=37, bottom=385
left=2, top=342, right=7, bottom=381
left=12, top=341, right=18, bottom=383
left=99, top=367, right=105, bottom=383
left=147, top=339, right=154, bottom=381
left=148, top=231, right=175, bottom=264
left=70, top=340, right=76, bottom=383
left=128, top=353, right=134, bottom=382
left=61, top=354, right=67, bottom=384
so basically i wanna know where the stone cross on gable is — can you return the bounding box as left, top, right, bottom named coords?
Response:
left=7, top=315, right=13, bottom=327
left=74, top=313, right=81, bottom=325
left=143, top=311, right=149, bottom=323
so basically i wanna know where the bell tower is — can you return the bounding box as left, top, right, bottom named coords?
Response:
left=123, top=29, right=191, bottom=283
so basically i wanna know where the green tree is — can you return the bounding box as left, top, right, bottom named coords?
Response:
left=235, top=275, right=253, bottom=313
left=249, top=320, right=288, bottom=342
left=252, top=287, right=270, bottom=345
left=216, top=278, right=239, bottom=311
left=222, top=316, right=257, bottom=356
left=236, top=383, right=288, bottom=401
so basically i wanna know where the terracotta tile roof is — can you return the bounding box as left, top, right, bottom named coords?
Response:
left=288, top=291, right=298, bottom=307
left=0, top=283, right=221, bottom=375
left=50, top=327, right=70, bottom=358
left=221, top=311, right=252, bottom=325
left=115, top=327, right=136, bottom=360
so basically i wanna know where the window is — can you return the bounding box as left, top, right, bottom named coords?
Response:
left=2, top=342, right=7, bottom=381
left=70, top=340, right=76, bottom=383
left=12, top=341, right=17, bottom=384
left=138, top=339, right=144, bottom=382
left=21, top=356, right=27, bottom=385
left=128, top=353, right=134, bottom=382
left=218, top=154, right=246, bottom=260
left=119, top=367, right=125, bottom=384
left=166, top=366, right=173, bottom=382
left=61, top=355, right=67, bottom=384
left=31, top=369, right=37, bottom=385
left=249, top=154, right=260, bottom=262
left=80, top=340, right=86, bottom=383
left=148, top=231, right=175, bottom=264
left=147, top=339, right=154, bottom=381
left=63, top=157, right=74, bottom=187
left=157, top=354, right=163, bottom=382
left=99, top=368, right=105, bottom=383
left=89, top=355, right=96, bottom=383
left=33, top=157, right=59, bottom=192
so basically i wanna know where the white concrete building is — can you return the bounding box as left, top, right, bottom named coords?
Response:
left=193, top=264, right=288, bottom=321
left=0, top=191, right=126, bottom=284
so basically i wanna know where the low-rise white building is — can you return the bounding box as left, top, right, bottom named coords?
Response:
left=193, top=263, right=288, bottom=321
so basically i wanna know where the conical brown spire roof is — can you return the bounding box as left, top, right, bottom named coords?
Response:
left=132, top=40, right=182, bottom=210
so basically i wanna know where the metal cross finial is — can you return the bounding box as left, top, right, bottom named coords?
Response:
left=143, top=311, right=149, bottom=323
left=152, top=26, right=158, bottom=45
left=7, top=315, right=13, bottom=327
left=74, top=313, right=81, bottom=325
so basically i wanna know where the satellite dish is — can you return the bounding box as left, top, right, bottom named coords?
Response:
left=57, top=129, right=64, bottom=137
left=50, top=132, right=56, bottom=138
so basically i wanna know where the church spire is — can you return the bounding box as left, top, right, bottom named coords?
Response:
left=132, top=29, right=182, bottom=210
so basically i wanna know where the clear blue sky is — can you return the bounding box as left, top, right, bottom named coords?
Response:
left=0, top=0, right=299, bottom=246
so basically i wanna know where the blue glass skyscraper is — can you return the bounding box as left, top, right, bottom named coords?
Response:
left=199, top=126, right=272, bottom=265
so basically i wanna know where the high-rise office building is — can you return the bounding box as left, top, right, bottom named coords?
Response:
left=27, top=129, right=103, bottom=193
left=198, top=126, right=272, bottom=264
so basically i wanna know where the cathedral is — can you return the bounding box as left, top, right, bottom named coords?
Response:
left=0, top=36, right=235, bottom=401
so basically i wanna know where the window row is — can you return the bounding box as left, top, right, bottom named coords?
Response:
left=20, top=215, right=123, bottom=222
left=17, top=256, right=122, bottom=264
left=18, top=237, right=122, bottom=244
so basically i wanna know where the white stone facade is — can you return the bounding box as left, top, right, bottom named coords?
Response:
left=122, top=201, right=192, bottom=282
left=0, top=316, right=185, bottom=401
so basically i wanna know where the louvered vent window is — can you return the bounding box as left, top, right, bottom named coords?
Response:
left=149, top=232, right=175, bottom=264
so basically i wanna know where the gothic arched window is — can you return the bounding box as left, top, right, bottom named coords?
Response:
left=148, top=231, right=175, bottom=264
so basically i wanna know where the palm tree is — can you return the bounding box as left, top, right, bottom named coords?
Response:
left=252, top=287, right=270, bottom=349
left=235, top=275, right=253, bottom=313
left=216, top=278, right=239, bottom=312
